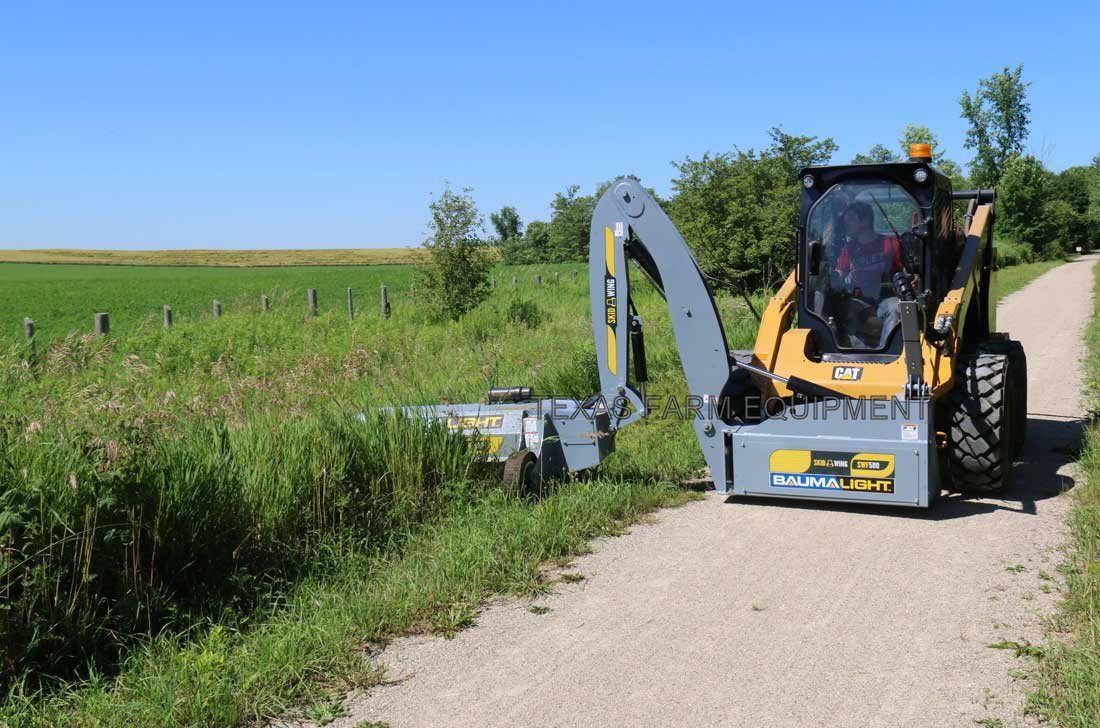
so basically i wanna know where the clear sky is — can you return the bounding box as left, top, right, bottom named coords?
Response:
left=1, top=1, right=1097, bottom=249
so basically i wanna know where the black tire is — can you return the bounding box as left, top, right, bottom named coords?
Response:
left=947, top=353, right=1014, bottom=493
left=503, top=450, right=538, bottom=493
left=979, top=337, right=1027, bottom=455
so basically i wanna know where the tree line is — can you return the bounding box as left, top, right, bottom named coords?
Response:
left=417, top=64, right=1100, bottom=320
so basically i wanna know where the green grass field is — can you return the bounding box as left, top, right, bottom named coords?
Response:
left=0, top=262, right=423, bottom=344
left=0, top=255, right=1067, bottom=725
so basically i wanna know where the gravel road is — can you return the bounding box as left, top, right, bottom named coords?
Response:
left=335, top=256, right=1096, bottom=728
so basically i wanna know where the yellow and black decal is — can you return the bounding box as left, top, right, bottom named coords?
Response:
left=831, top=366, right=863, bottom=381
left=604, top=225, right=618, bottom=375
left=769, top=449, right=895, bottom=494
left=447, top=415, right=505, bottom=431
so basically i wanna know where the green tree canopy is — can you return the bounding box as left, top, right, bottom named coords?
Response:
left=1053, top=166, right=1098, bottom=250
left=852, top=144, right=899, bottom=164
left=767, top=126, right=838, bottom=181
left=960, top=64, right=1031, bottom=186
left=667, top=129, right=836, bottom=297
left=489, top=205, right=523, bottom=244
left=415, top=182, right=494, bottom=320
left=500, top=219, right=550, bottom=264
left=997, top=155, right=1061, bottom=258
left=545, top=185, right=598, bottom=263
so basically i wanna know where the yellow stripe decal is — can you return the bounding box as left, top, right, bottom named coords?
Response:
left=604, top=226, right=615, bottom=276
left=604, top=225, right=617, bottom=376
left=770, top=449, right=811, bottom=473
left=607, top=327, right=617, bottom=375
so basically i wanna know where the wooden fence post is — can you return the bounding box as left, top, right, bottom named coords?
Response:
left=554, top=271, right=560, bottom=284
left=212, top=300, right=222, bottom=319
left=490, top=276, right=496, bottom=290
left=261, top=294, right=270, bottom=312
left=163, top=305, right=173, bottom=328
left=380, top=284, right=391, bottom=319
left=346, top=288, right=355, bottom=320
left=572, top=270, right=578, bottom=282
left=94, top=312, right=109, bottom=336
left=512, top=275, right=517, bottom=288
left=535, top=274, right=542, bottom=286
left=308, top=288, right=318, bottom=316
left=22, top=317, right=36, bottom=368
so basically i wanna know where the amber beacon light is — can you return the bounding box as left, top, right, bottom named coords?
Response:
left=908, top=143, right=933, bottom=161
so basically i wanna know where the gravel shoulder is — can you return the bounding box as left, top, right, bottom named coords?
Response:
left=333, top=256, right=1097, bottom=728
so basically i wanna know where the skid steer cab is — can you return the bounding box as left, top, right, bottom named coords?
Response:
left=393, top=144, right=1026, bottom=509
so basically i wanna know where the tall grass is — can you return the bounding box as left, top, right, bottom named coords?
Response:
left=0, top=264, right=699, bottom=688
left=0, top=411, right=477, bottom=685
left=1, top=479, right=695, bottom=726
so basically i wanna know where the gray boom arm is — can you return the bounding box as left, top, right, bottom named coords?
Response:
left=589, top=179, right=732, bottom=482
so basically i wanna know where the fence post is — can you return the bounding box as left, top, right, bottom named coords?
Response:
left=308, top=288, right=318, bottom=316
left=380, top=283, right=391, bottom=319
left=535, top=274, right=542, bottom=286
left=94, top=312, right=110, bottom=336
left=490, top=276, right=496, bottom=290
left=572, top=270, right=578, bottom=282
left=346, top=288, right=355, bottom=320
left=554, top=271, right=560, bottom=284
left=512, top=275, right=517, bottom=288
left=261, top=294, right=270, bottom=312
left=21, top=315, right=36, bottom=368
left=163, top=305, right=173, bottom=328
left=212, top=300, right=222, bottom=319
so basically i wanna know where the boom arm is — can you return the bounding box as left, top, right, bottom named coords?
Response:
left=589, top=179, right=732, bottom=480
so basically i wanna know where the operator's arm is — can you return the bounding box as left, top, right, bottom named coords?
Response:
left=885, top=236, right=904, bottom=273
left=834, top=246, right=852, bottom=280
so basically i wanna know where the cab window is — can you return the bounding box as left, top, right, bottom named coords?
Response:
left=805, top=181, right=921, bottom=350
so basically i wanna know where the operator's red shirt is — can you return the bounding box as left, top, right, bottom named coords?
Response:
left=835, top=235, right=903, bottom=296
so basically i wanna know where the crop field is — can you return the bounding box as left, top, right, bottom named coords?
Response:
left=0, top=262, right=419, bottom=344
left=0, top=247, right=431, bottom=267
left=0, top=256, right=1060, bottom=724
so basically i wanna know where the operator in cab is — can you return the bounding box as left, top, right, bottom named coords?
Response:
left=833, top=201, right=905, bottom=348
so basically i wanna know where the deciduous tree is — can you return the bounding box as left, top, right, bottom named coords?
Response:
left=997, top=155, right=1060, bottom=258
left=668, top=128, right=837, bottom=299
left=415, top=183, right=494, bottom=320
left=489, top=205, right=523, bottom=244
left=546, top=185, right=597, bottom=263
left=960, top=64, right=1031, bottom=186
left=852, top=144, right=898, bottom=164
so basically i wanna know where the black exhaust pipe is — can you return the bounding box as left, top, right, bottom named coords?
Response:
left=487, top=386, right=534, bottom=403
left=951, top=188, right=996, bottom=205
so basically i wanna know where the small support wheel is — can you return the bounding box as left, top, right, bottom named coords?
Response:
left=503, top=450, right=539, bottom=493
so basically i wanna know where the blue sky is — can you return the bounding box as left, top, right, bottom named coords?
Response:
left=1, top=1, right=1096, bottom=249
